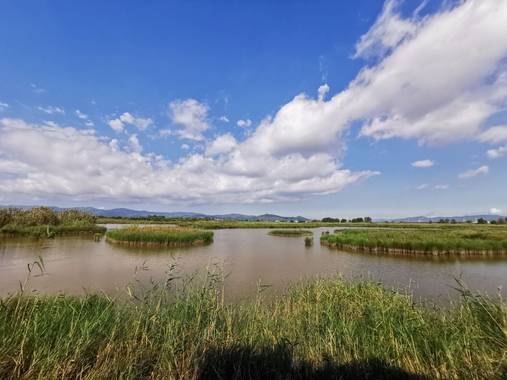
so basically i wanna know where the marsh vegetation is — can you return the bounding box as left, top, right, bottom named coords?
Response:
left=0, top=275, right=505, bottom=379
left=105, top=226, right=214, bottom=247
left=268, top=229, right=313, bottom=237
left=0, top=207, right=106, bottom=238
left=321, top=226, right=507, bottom=255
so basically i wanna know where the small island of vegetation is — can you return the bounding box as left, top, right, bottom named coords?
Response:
left=321, top=225, right=507, bottom=256
left=0, top=207, right=106, bottom=238
left=105, top=226, right=214, bottom=247
left=268, top=229, right=313, bottom=237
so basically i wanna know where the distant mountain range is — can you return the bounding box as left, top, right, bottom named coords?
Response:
left=384, top=214, right=506, bottom=223
left=1, top=205, right=505, bottom=223
left=0, top=205, right=309, bottom=222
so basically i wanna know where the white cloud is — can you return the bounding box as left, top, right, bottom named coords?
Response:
left=411, top=159, right=435, bottom=168
left=128, top=134, right=143, bottom=153
left=181, top=143, right=190, bottom=150
left=0, top=118, right=377, bottom=204
left=0, top=102, right=9, bottom=111
left=236, top=119, right=252, bottom=128
left=486, top=145, right=507, bottom=159
left=206, top=133, right=237, bottom=156
left=318, top=84, right=330, bottom=101
left=108, top=119, right=125, bottom=133
left=490, top=207, right=502, bottom=215
left=119, top=112, right=153, bottom=130
left=354, top=0, right=417, bottom=59
left=169, top=99, right=210, bottom=141
left=416, top=183, right=449, bottom=191
left=219, top=116, right=230, bottom=123
left=458, top=165, right=489, bottom=179
left=478, top=125, right=507, bottom=144
left=37, top=106, right=65, bottom=115
left=107, top=112, right=153, bottom=133
left=75, top=110, right=88, bottom=120
left=30, top=83, right=45, bottom=94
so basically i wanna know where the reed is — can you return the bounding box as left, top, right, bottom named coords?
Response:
left=268, top=229, right=313, bottom=237
left=321, top=226, right=507, bottom=255
left=105, top=226, right=213, bottom=247
left=0, top=276, right=505, bottom=379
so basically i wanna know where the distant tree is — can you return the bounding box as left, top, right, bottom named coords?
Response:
left=340, top=219, right=347, bottom=223
left=364, top=217, right=372, bottom=223
left=450, top=219, right=457, bottom=224
left=477, top=218, right=488, bottom=224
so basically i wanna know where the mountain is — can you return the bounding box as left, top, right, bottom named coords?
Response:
left=0, top=205, right=309, bottom=222
left=385, top=214, right=506, bottom=223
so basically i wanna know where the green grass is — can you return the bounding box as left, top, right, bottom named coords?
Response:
left=268, top=229, right=313, bottom=237
left=0, top=223, right=106, bottom=238
left=0, top=276, right=505, bottom=379
left=321, top=226, right=507, bottom=255
left=106, top=226, right=213, bottom=247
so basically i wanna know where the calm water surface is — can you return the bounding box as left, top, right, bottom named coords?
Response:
left=1, top=227, right=506, bottom=302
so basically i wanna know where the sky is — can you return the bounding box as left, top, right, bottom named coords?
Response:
left=0, top=0, right=506, bottom=219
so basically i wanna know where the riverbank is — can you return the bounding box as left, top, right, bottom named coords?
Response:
left=0, top=277, right=505, bottom=379
left=321, top=226, right=507, bottom=256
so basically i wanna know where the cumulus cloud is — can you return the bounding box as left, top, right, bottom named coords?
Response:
left=458, top=165, right=489, bottom=179
left=206, top=133, right=237, bottom=156
left=0, top=102, right=9, bottom=111
left=486, top=145, right=507, bottom=159
left=236, top=119, right=252, bottom=128
left=490, top=207, right=502, bottom=215
left=479, top=125, right=507, bottom=144
left=107, top=112, right=153, bottom=133
left=37, top=106, right=65, bottom=115
left=169, top=99, right=210, bottom=141
left=0, top=119, right=377, bottom=204
left=411, top=159, right=435, bottom=168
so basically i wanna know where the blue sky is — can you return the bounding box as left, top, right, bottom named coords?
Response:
left=0, top=0, right=506, bottom=218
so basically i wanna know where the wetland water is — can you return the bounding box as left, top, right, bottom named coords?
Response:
left=1, top=227, right=507, bottom=301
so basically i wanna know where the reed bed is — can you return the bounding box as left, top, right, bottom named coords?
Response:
left=268, top=229, right=313, bottom=237
left=106, top=226, right=213, bottom=247
left=0, top=276, right=506, bottom=379
left=321, top=227, right=507, bottom=256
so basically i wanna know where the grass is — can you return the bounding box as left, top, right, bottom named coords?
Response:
left=0, top=223, right=106, bottom=239
left=0, top=207, right=105, bottom=239
left=268, top=229, right=313, bottom=237
left=0, top=275, right=506, bottom=379
left=321, top=226, right=507, bottom=255
left=105, top=226, right=214, bottom=247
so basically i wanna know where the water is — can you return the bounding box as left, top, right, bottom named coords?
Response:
left=1, top=227, right=506, bottom=302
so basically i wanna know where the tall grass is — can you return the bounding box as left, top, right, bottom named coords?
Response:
left=321, top=226, right=507, bottom=255
left=268, top=229, right=313, bottom=237
left=106, top=226, right=214, bottom=247
left=0, top=207, right=104, bottom=238
left=0, top=275, right=505, bottom=379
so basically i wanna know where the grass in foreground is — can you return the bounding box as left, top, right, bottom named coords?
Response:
left=268, top=229, right=313, bottom=237
left=0, top=276, right=506, bottom=379
left=321, top=226, right=507, bottom=255
left=106, top=226, right=213, bottom=247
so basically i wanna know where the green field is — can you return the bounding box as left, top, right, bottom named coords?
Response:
left=321, top=226, right=507, bottom=255
left=0, top=276, right=505, bottom=379
left=106, top=226, right=214, bottom=247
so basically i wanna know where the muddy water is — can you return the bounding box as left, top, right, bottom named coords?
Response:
left=1, top=227, right=506, bottom=302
